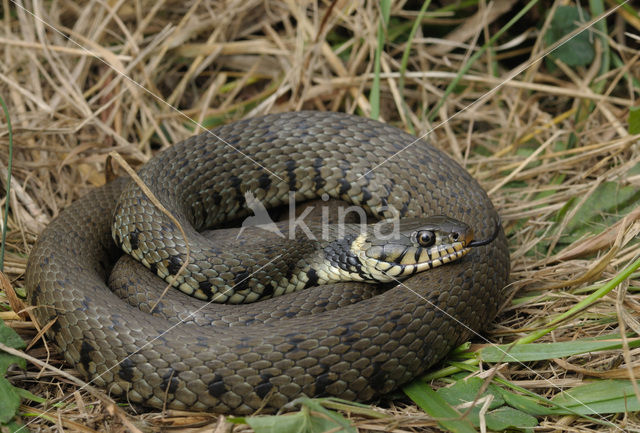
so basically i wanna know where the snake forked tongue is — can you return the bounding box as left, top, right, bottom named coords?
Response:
left=467, top=218, right=502, bottom=247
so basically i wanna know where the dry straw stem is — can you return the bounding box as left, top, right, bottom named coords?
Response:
left=1, top=0, right=639, bottom=432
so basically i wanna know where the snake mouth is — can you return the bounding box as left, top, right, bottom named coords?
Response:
left=361, top=240, right=472, bottom=280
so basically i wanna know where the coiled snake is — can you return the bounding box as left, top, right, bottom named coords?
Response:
left=26, top=111, right=510, bottom=414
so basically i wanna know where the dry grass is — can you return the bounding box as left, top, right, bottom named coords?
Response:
left=1, top=0, right=639, bottom=432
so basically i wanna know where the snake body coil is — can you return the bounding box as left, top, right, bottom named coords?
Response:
left=26, top=111, right=509, bottom=414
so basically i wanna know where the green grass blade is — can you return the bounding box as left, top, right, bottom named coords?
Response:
left=480, top=336, right=640, bottom=362
left=517, top=254, right=640, bottom=344
left=0, top=94, right=13, bottom=272
left=629, top=106, right=640, bottom=134
left=398, top=0, right=431, bottom=133
left=403, top=381, right=478, bottom=433
left=369, top=0, right=391, bottom=120
left=550, top=380, right=640, bottom=414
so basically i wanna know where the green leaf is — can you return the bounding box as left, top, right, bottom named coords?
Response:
left=407, top=378, right=541, bottom=432
left=544, top=6, right=594, bottom=67
left=450, top=342, right=472, bottom=356
left=480, top=337, right=640, bottom=363
left=0, top=320, right=28, bottom=426
left=485, top=406, right=538, bottom=432
left=629, top=106, right=640, bottom=134
left=243, top=410, right=309, bottom=433
left=551, top=380, right=640, bottom=414
left=0, top=352, right=25, bottom=379
left=0, top=377, right=21, bottom=424
left=238, top=398, right=356, bottom=433
left=403, top=381, right=478, bottom=433
left=0, top=320, right=26, bottom=375
left=437, top=378, right=539, bottom=431
left=295, top=398, right=357, bottom=432
left=310, top=397, right=387, bottom=419
left=0, top=320, right=26, bottom=350
left=436, top=377, right=505, bottom=413
left=15, top=387, right=47, bottom=404
left=496, top=389, right=555, bottom=416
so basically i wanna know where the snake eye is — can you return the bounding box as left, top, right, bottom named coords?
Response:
left=452, top=232, right=460, bottom=241
left=416, top=230, right=435, bottom=247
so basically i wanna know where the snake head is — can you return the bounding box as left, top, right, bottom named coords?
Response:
left=356, top=216, right=475, bottom=282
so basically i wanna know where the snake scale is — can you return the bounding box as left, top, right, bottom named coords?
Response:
left=26, top=111, right=510, bottom=414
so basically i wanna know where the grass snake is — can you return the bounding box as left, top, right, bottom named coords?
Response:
left=26, top=111, right=510, bottom=414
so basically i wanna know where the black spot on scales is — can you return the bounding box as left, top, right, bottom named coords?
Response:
left=361, top=187, right=372, bottom=205
left=198, top=280, right=213, bottom=299
left=261, top=283, right=275, bottom=299
left=129, top=227, right=140, bottom=251
left=50, top=317, right=61, bottom=334
left=148, top=262, right=158, bottom=275
left=229, top=175, right=243, bottom=200
left=312, top=158, right=326, bottom=190
left=118, top=357, right=135, bottom=382
left=167, top=255, right=182, bottom=275
left=314, top=372, right=335, bottom=396
left=257, top=172, right=272, bottom=190
left=370, top=362, right=387, bottom=391
left=208, top=374, right=228, bottom=398
left=234, top=271, right=250, bottom=292
left=79, top=340, right=95, bottom=372
left=285, top=159, right=297, bottom=191
left=229, top=175, right=242, bottom=189
left=31, top=283, right=42, bottom=304
left=161, top=369, right=179, bottom=394
left=303, top=268, right=319, bottom=289
left=255, top=374, right=274, bottom=399
left=338, top=179, right=350, bottom=196
left=211, top=191, right=222, bottom=206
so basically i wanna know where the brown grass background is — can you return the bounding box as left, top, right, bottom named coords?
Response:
left=1, top=0, right=639, bottom=431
